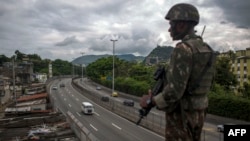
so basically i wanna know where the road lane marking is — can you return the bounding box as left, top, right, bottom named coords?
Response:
left=150, top=111, right=159, bottom=115
left=94, top=112, right=100, bottom=116
left=112, top=123, right=122, bottom=130
left=203, top=127, right=216, bottom=132
left=76, top=112, right=81, bottom=117
left=90, top=124, right=98, bottom=131
left=68, top=104, right=72, bottom=107
left=64, top=98, right=66, bottom=101
left=76, top=98, right=79, bottom=101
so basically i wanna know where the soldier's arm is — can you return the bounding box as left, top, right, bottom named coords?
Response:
left=153, top=43, right=193, bottom=109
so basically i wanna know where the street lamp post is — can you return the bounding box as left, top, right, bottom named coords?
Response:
left=72, top=58, right=75, bottom=78
left=80, top=52, right=85, bottom=81
left=110, top=39, right=118, bottom=94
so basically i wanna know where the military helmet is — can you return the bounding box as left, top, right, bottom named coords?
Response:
left=165, top=3, right=199, bottom=25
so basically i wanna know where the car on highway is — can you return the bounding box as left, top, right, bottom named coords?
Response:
left=101, top=96, right=109, bottom=102
left=111, top=91, right=118, bottom=97
left=60, top=83, right=65, bottom=87
left=217, top=124, right=224, bottom=132
left=217, top=123, right=235, bottom=132
left=96, top=86, right=101, bottom=90
left=52, top=86, right=58, bottom=90
left=123, top=99, right=134, bottom=107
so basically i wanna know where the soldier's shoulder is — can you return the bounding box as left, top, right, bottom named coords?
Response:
left=175, top=42, right=192, bottom=53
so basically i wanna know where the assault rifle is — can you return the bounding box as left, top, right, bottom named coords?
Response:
left=136, top=65, right=166, bottom=125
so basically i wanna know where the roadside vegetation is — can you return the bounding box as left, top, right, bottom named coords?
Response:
left=86, top=55, right=250, bottom=122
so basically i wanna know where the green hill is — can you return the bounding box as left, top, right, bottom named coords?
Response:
left=143, top=45, right=174, bottom=65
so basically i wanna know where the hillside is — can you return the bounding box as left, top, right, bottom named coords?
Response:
left=72, top=45, right=174, bottom=65
left=143, top=45, right=174, bottom=65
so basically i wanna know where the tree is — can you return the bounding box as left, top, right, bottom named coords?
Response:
left=28, top=54, right=42, bottom=61
left=86, top=56, right=130, bottom=80
left=0, top=54, right=10, bottom=65
left=214, top=56, right=238, bottom=91
left=242, top=82, right=250, bottom=98
left=52, top=59, right=72, bottom=76
left=14, top=50, right=25, bottom=61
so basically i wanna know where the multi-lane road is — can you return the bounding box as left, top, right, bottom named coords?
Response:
left=50, top=78, right=224, bottom=141
left=50, top=78, right=165, bottom=141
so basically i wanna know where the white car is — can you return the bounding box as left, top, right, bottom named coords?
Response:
left=217, top=124, right=224, bottom=132
left=96, top=86, right=101, bottom=90
left=217, top=123, right=235, bottom=132
left=52, top=86, right=58, bottom=90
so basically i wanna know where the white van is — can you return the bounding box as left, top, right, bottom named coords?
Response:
left=81, top=102, right=94, bottom=115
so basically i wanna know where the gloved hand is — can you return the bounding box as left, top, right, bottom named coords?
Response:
left=139, top=89, right=155, bottom=109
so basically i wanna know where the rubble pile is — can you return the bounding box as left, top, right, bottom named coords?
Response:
left=0, top=112, right=78, bottom=141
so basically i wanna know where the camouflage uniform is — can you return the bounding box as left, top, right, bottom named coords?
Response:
left=153, top=3, right=216, bottom=141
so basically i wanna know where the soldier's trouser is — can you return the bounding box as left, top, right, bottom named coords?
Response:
left=165, top=109, right=206, bottom=141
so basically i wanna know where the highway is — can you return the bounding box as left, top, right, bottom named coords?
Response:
left=49, top=78, right=225, bottom=141
left=50, top=78, right=165, bottom=141
left=77, top=78, right=224, bottom=141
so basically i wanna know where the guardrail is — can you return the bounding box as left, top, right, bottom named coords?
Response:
left=67, top=111, right=98, bottom=141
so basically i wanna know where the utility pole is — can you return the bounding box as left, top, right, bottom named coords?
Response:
left=48, top=61, right=52, bottom=78
left=80, top=52, right=85, bottom=81
left=12, top=56, right=17, bottom=113
left=110, top=39, right=118, bottom=94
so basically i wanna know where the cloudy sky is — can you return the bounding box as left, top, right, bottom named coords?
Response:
left=1, top=0, right=250, bottom=61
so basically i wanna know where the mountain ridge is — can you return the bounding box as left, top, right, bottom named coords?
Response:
left=72, top=45, right=174, bottom=65
left=72, top=54, right=144, bottom=65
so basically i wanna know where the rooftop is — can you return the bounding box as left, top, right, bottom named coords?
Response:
left=17, top=93, right=48, bottom=102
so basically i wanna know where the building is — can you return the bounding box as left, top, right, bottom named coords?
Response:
left=16, top=61, right=34, bottom=84
left=0, top=76, right=11, bottom=106
left=4, top=93, right=49, bottom=115
left=231, top=48, right=250, bottom=86
left=24, top=83, right=46, bottom=95
left=0, top=61, right=34, bottom=85
left=33, top=73, right=47, bottom=83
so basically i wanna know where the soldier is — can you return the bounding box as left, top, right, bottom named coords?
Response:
left=140, top=3, right=216, bottom=141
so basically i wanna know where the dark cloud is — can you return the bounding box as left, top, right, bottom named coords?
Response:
left=220, top=21, right=227, bottom=24
left=55, top=36, right=79, bottom=46
left=131, top=27, right=151, bottom=41
left=93, top=0, right=128, bottom=15
left=26, top=1, right=91, bottom=32
left=88, top=34, right=154, bottom=56
left=212, top=0, right=250, bottom=28
left=0, top=0, right=249, bottom=61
